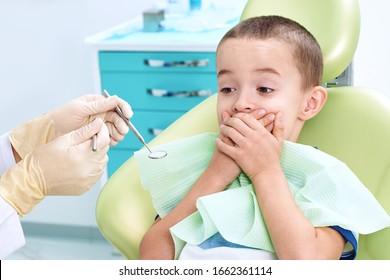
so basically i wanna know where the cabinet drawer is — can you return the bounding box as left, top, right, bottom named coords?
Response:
left=101, top=72, right=216, bottom=111
left=99, top=51, right=216, bottom=73
left=114, top=110, right=185, bottom=150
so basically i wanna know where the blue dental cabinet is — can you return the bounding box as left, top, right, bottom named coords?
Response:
left=86, top=10, right=239, bottom=176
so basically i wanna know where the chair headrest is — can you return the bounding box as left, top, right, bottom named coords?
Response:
left=240, top=0, right=360, bottom=84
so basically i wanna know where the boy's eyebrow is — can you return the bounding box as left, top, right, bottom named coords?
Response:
left=217, top=69, right=232, bottom=77
left=217, top=68, right=280, bottom=77
left=254, top=67, right=280, bottom=76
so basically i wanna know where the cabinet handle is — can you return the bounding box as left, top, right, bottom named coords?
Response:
left=147, top=89, right=212, bottom=97
left=144, top=59, right=210, bottom=68
left=148, top=128, right=164, bottom=136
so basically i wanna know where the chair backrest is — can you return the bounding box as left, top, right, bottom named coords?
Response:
left=298, top=86, right=390, bottom=259
left=96, top=0, right=390, bottom=259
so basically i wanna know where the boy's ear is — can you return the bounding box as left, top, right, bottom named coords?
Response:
left=299, top=86, right=328, bottom=121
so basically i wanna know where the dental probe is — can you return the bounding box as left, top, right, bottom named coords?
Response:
left=102, top=90, right=167, bottom=159
left=92, top=134, right=97, bottom=151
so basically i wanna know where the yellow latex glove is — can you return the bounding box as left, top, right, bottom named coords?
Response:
left=0, top=118, right=109, bottom=215
left=9, top=94, right=132, bottom=159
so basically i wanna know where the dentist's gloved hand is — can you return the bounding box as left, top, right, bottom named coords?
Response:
left=9, top=94, right=132, bottom=159
left=48, top=94, right=132, bottom=146
left=0, top=118, right=109, bottom=215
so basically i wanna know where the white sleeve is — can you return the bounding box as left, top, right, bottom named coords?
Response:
left=0, top=131, right=25, bottom=259
left=0, top=132, right=16, bottom=175
left=0, top=196, right=26, bottom=259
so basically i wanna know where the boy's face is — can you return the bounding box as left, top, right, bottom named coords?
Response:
left=216, top=38, right=312, bottom=141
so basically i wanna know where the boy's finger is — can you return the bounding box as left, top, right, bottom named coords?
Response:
left=219, top=134, right=235, bottom=146
left=253, top=109, right=266, bottom=119
left=272, top=112, right=284, bottom=141
left=259, top=113, right=275, bottom=129
left=215, top=137, right=235, bottom=158
left=265, top=122, right=274, bottom=132
left=247, top=109, right=275, bottom=130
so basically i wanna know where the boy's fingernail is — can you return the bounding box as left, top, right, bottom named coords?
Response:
left=268, top=114, right=275, bottom=121
left=258, top=109, right=266, bottom=116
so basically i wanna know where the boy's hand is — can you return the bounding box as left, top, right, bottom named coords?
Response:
left=213, top=110, right=277, bottom=186
left=206, top=112, right=241, bottom=189
left=216, top=111, right=284, bottom=181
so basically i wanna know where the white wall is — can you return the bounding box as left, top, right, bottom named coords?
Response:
left=0, top=0, right=154, bottom=133
left=0, top=0, right=389, bottom=227
left=353, top=0, right=390, bottom=94
left=0, top=0, right=154, bottom=227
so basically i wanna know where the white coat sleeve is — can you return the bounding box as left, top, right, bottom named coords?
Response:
left=0, top=131, right=25, bottom=259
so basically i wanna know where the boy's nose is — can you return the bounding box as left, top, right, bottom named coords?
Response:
left=233, top=93, right=255, bottom=113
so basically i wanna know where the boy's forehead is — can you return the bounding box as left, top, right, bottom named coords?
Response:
left=216, top=37, right=301, bottom=80
left=218, top=37, right=290, bottom=51
left=217, top=38, right=295, bottom=65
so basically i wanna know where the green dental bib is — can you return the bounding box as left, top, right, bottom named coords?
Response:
left=134, top=133, right=390, bottom=259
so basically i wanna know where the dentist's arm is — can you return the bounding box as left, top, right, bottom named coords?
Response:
left=0, top=118, right=109, bottom=216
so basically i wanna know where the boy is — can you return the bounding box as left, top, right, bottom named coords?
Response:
left=136, top=16, right=389, bottom=259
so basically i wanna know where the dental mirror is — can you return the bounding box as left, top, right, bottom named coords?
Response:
left=102, top=90, right=167, bottom=159
left=147, top=150, right=168, bottom=160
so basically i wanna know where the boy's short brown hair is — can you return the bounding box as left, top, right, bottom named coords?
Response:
left=217, top=15, right=323, bottom=90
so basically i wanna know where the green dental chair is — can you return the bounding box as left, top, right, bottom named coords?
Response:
left=96, top=0, right=390, bottom=259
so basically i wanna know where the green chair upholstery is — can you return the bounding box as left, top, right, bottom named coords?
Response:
left=299, top=87, right=390, bottom=260
left=96, top=0, right=390, bottom=259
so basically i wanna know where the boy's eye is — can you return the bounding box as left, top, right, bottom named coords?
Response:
left=258, top=87, right=273, bottom=94
left=220, top=87, right=236, bottom=94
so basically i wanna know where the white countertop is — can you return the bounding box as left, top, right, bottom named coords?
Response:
left=85, top=10, right=240, bottom=52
